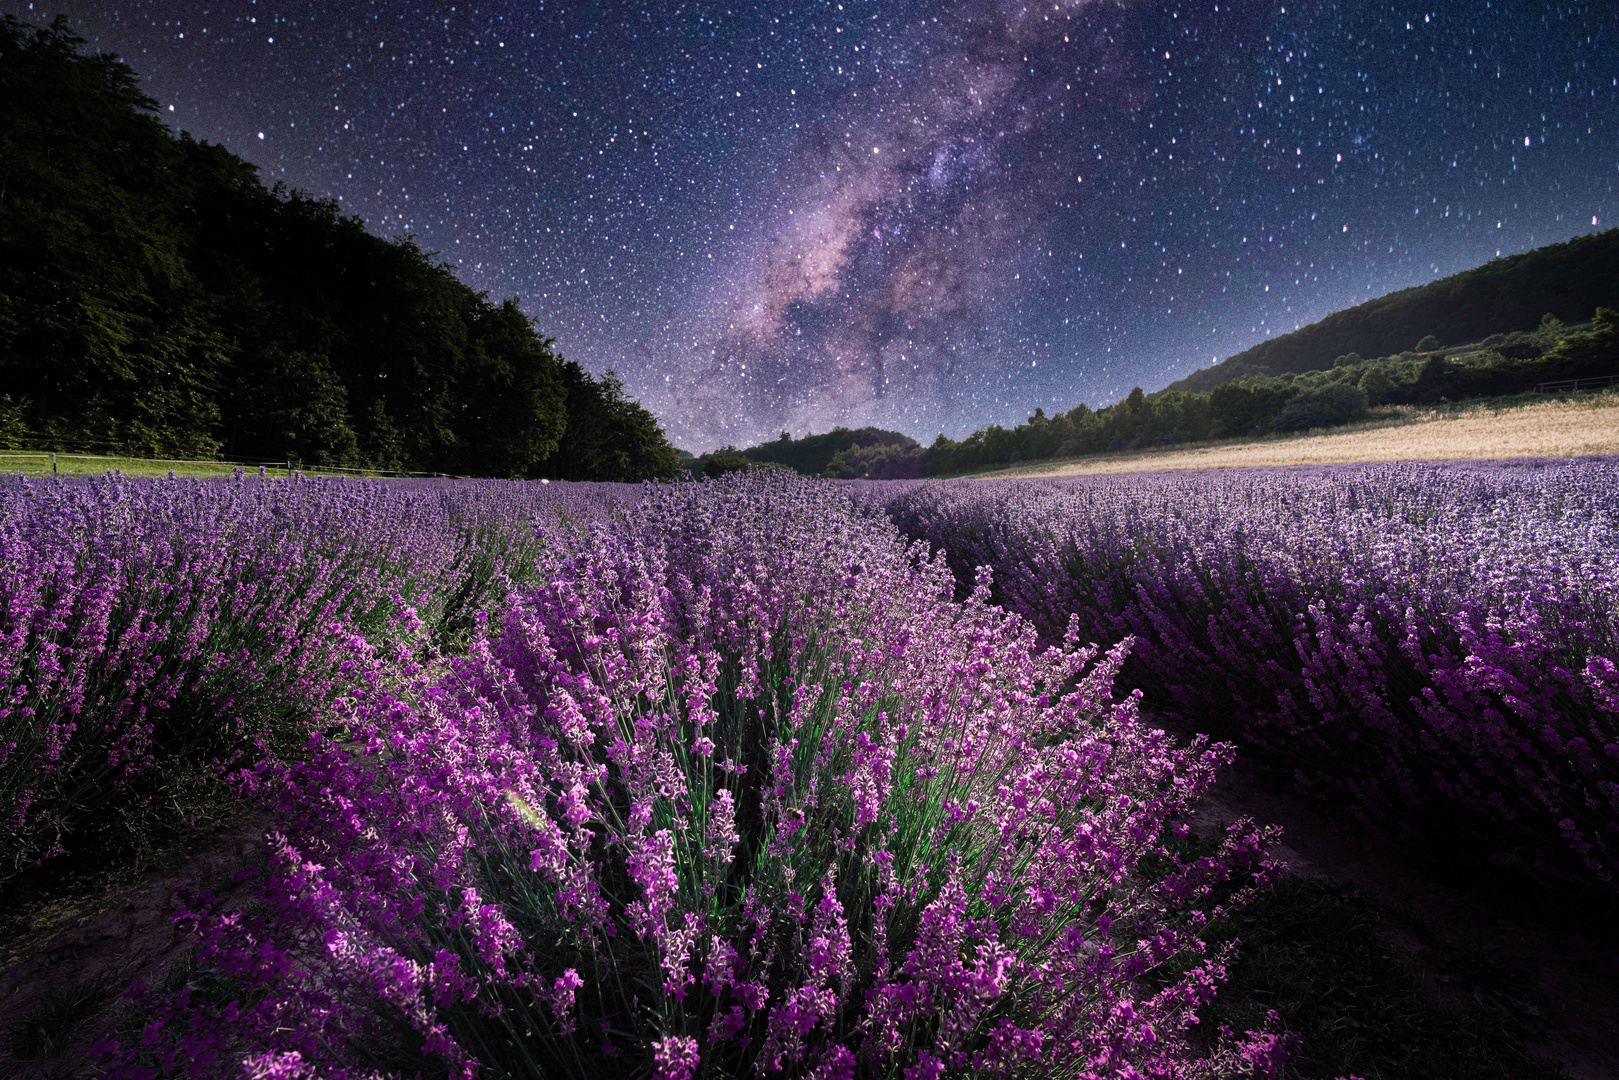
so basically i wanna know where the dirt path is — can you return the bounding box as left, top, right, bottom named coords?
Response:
left=1181, top=728, right=1619, bottom=1080
left=0, top=816, right=269, bottom=1076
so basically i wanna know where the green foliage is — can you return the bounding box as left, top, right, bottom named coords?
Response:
left=1273, top=383, right=1369, bottom=432
left=0, top=16, right=226, bottom=459
left=1416, top=353, right=1451, bottom=394
left=1166, top=228, right=1619, bottom=393
left=701, top=452, right=752, bottom=477
left=550, top=366, right=681, bottom=482
left=1357, top=365, right=1395, bottom=405
left=1416, top=335, right=1441, bottom=352
left=1207, top=380, right=1295, bottom=438
left=0, top=395, right=29, bottom=447
left=1543, top=306, right=1618, bottom=370
left=0, top=17, right=676, bottom=481
left=232, top=347, right=361, bottom=467
left=1536, top=312, right=1565, bottom=349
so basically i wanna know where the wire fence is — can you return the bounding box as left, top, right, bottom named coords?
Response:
left=0, top=448, right=469, bottom=479
left=1532, top=374, right=1619, bottom=393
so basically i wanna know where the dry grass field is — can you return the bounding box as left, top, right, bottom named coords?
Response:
left=987, top=391, right=1619, bottom=478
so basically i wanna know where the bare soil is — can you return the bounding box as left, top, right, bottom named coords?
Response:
left=0, top=814, right=269, bottom=1077
left=1179, top=722, right=1619, bottom=1080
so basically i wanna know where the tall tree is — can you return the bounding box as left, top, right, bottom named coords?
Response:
left=550, top=364, right=681, bottom=482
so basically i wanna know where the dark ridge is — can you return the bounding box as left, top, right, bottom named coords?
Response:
left=1165, top=229, right=1619, bottom=393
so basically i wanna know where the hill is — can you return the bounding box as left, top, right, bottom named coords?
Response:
left=0, top=16, right=679, bottom=481
left=921, top=305, right=1618, bottom=475
left=1164, top=229, right=1619, bottom=393
left=721, top=426, right=919, bottom=476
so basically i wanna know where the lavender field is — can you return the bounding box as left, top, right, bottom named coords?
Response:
left=871, top=459, right=1619, bottom=892
left=2, top=464, right=1615, bottom=1077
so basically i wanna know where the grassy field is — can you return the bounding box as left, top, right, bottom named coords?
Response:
left=0, top=451, right=425, bottom=479
left=982, top=391, right=1619, bottom=479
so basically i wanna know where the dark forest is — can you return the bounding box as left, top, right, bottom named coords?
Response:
left=0, top=18, right=680, bottom=480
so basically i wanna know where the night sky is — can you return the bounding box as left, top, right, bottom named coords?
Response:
left=10, top=1, right=1615, bottom=451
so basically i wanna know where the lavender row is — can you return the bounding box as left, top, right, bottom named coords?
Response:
left=0, top=471, right=637, bottom=875
left=867, top=459, right=1619, bottom=889
left=107, top=473, right=1285, bottom=1079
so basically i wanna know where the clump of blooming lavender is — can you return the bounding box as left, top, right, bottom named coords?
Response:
left=118, top=473, right=1283, bottom=1078
left=0, top=471, right=631, bottom=874
left=871, top=458, right=1619, bottom=890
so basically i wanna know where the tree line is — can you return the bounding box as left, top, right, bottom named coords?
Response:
left=707, top=307, right=1618, bottom=479
left=0, top=17, right=680, bottom=480
left=922, top=308, right=1617, bottom=476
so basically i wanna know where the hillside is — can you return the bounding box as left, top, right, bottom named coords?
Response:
left=0, top=17, right=679, bottom=481
left=1164, top=229, right=1619, bottom=393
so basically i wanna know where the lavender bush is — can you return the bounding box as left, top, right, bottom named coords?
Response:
left=870, top=459, right=1619, bottom=889
left=108, top=474, right=1284, bottom=1079
left=0, top=471, right=634, bottom=874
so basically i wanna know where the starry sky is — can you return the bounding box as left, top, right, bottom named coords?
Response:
left=11, top=0, right=1615, bottom=451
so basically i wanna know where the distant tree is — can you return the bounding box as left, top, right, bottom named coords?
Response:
left=702, top=453, right=755, bottom=478
left=363, top=399, right=406, bottom=472
left=1496, top=339, right=1546, bottom=361
left=1543, top=307, right=1617, bottom=372
left=1273, top=384, right=1368, bottom=432
left=0, top=16, right=230, bottom=457
left=823, top=441, right=926, bottom=480
left=1414, top=353, right=1452, bottom=400
left=1356, top=365, right=1394, bottom=405
left=1536, top=312, right=1565, bottom=349
left=231, top=347, right=360, bottom=466
left=730, top=426, right=918, bottom=475
left=700, top=448, right=790, bottom=478
left=551, top=365, right=681, bottom=482
left=1208, top=380, right=1294, bottom=438
left=1416, top=335, right=1440, bottom=352
left=0, top=395, right=29, bottom=447
left=451, top=300, right=567, bottom=478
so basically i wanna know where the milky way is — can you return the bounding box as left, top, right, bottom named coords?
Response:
left=11, top=0, right=1615, bottom=450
